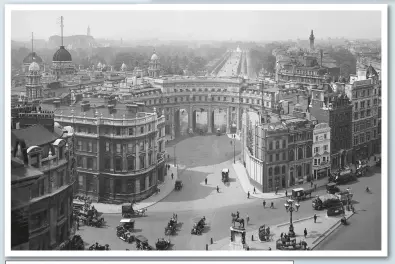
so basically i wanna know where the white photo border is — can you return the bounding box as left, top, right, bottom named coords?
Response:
left=4, top=3, right=388, bottom=258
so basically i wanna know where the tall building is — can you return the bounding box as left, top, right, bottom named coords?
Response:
left=242, top=109, right=314, bottom=192
left=25, top=62, right=43, bottom=101
left=310, top=87, right=353, bottom=169
left=345, top=65, right=380, bottom=162
left=148, top=49, right=161, bottom=78
left=51, top=16, right=75, bottom=81
left=309, top=30, right=315, bottom=51
left=41, top=96, right=167, bottom=204
left=11, top=121, right=76, bottom=250
left=312, top=123, right=331, bottom=179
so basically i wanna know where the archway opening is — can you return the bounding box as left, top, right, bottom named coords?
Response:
left=213, top=108, right=227, bottom=133
left=195, top=108, right=208, bottom=133
left=178, top=108, right=189, bottom=136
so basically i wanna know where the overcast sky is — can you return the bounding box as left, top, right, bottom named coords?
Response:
left=11, top=10, right=381, bottom=41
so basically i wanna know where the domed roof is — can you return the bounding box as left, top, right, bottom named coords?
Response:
left=23, top=52, right=43, bottom=64
left=53, top=46, right=72, bottom=62
left=121, top=62, right=127, bottom=71
left=28, top=61, right=40, bottom=72
left=151, top=52, right=159, bottom=61
left=97, top=62, right=102, bottom=68
left=366, top=65, right=378, bottom=78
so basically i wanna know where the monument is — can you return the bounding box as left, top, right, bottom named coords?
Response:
left=229, top=226, right=247, bottom=250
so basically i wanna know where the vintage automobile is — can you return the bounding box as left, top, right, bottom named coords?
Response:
left=327, top=203, right=345, bottom=216
left=175, top=180, right=183, bottom=191
left=221, top=168, right=230, bottom=183
left=329, top=167, right=357, bottom=185
left=155, top=238, right=171, bottom=250
left=326, top=183, right=341, bottom=194
left=122, top=205, right=147, bottom=218
left=88, top=243, right=110, bottom=250
left=258, top=225, right=271, bottom=242
left=312, top=194, right=342, bottom=210
left=135, top=235, right=154, bottom=250
left=118, top=218, right=135, bottom=232
left=191, top=217, right=206, bottom=235
left=291, top=188, right=313, bottom=201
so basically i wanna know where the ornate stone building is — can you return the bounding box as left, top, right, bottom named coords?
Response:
left=25, top=62, right=43, bottom=101
left=148, top=49, right=161, bottom=78
left=312, top=123, right=331, bottom=179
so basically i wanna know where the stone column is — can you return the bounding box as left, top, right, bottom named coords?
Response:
left=188, top=105, right=193, bottom=133
left=171, top=108, right=175, bottom=139
left=236, top=107, right=241, bottom=134
left=226, top=107, right=230, bottom=134
left=207, top=106, right=212, bottom=133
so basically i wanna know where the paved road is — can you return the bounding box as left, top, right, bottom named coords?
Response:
left=76, top=135, right=382, bottom=251
left=314, top=166, right=382, bottom=250
left=217, top=51, right=242, bottom=77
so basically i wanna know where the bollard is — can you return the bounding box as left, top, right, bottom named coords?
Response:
left=251, top=235, right=254, bottom=241
left=211, top=238, right=213, bottom=244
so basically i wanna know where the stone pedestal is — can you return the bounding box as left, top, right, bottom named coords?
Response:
left=229, top=226, right=247, bottom=250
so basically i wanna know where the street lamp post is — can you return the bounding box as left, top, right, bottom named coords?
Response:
left=284, top=199, right=299, bottom=237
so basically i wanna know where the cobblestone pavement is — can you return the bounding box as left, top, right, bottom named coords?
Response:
left=76, top=135, right=381, bottom=251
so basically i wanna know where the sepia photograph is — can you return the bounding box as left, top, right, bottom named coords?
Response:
left=5, top=4, right=388, bottom=258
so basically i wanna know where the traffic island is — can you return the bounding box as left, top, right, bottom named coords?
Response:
left=209, top=211, right=353, bottom=251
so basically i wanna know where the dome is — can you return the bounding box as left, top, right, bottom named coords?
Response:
left=97, top=62, right=102, bottom=68
left=151, top=53, right=159, bottom=61
left=121, top=62, right=127, bottom=71
left=23, top=52, right=43, bottom=64
left=28, top=61, right=40, bottom=72
left=53, top=46, right=72, bottom=62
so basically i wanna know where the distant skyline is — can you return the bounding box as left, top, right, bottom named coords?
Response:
left=11, top=10, right=381, bottom=42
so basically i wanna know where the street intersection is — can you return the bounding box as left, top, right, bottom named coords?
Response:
left=76, top=135, right=382, bottom=251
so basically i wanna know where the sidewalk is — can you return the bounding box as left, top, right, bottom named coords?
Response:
left=210, top=210, right=354, bottom=250
left=232, top=161, right=329, bottom=200
left=91, top=164, right=178, bottom=214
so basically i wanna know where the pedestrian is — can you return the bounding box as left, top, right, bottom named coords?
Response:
left=76, top=217, right=80, bottom=230
left=246, top=214, right=250, bottom=225
left=217, top=185, right=220, bottom=193
left=247, top=191, right=250, bottom=199
left=304, top=228, right=308, bottom=238
left=311, top=181, right=313, bottom=188
left=285, top=190, right=288, bottom=197
left=280, top=232, right=284, bottom=239
left=295, top=203, right=300, bottom=212
left=314, top=214, right=317, bottom=223
left=253, top=187, right=256, bottom=194
left=171, top=173, right=174, bottom=179
left=205, top=178, right=207, bottom=185
left=236, top=211, right=240, bottom=218
left=263, top=200, right=266, bottom=208
left=314, top=183, right=317, bottom=190
left=275, top=187, right=278, bottom=194
left=270, top=202, right=274, bottom=209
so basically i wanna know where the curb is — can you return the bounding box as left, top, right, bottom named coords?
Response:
left=94, top=179, right=176, bottom=215
left=276, top=216, right=315, bottom=228
left=311, top=212, right=354, bottom=250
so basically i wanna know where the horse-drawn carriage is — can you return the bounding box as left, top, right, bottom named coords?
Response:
left=191, top=217, right=206, bottom=235
left=88, top=243, right=110, bottom=250
left=222, top=168, right=230, bottom=183
left=291, top=188, right=313, bottom=201
left=117, top=219, right=135, bottom=243
left=165, top=215, right=178, bottom=235
left=258, top=225, right=271, bottom=242
left=122, top=205, right=147, bottom=218
left=276, top=238, right=308, bottom=250
left=155, top=238, right=171, bottom=250
left=58, top=235, right=85, bottom=250
left=356, top=161, right=368, bottom=177
left=175, top=180, right=183, bottom=191
left=135, top=235, right=154, bottom=250
left=77, top=208, right=104, bottom=227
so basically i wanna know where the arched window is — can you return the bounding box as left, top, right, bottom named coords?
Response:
left=306, top=146, right=312, bottom=158
left=274, top=166, right=280, bottom=175
left=298, top=147, right=303, bottom=160
left=289, top=149, right=294, bottom=161
left=275, top=141, right=280, bottom=149
left=268, top=167, right=273, bottom=176
left=282, top=165, right=286, bottom=174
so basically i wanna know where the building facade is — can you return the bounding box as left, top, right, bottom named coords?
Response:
left=11, top=123, right=76, bottom=250
left=345, top=65, right=380, bottom=162
left=25, top=62, right=43, bottom=101
left=44, top=97, right=167, bottom=204
left=310, top=87, right=353, bottom=169
left=312, top=123, right=331, bottom=179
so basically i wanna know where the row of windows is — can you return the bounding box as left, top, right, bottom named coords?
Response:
left=313, top=156, right=329, bottom=166
left=289, top=132, right=313, bottom=142
left=354, top=99, right=376, bottom=110
left=354, top=130, right=377, bottom=146
left=268, top=152, right=287, bottom=162
left=352, top=88, right=376, bottom=99
left=153, top=95, right=270, bottom=107
left=354, top=119, right=377, bottom=132
left=77, top=123, right=155, bottom=136
left=105, top=139, right=154, bottom=153
left=354, top=109, right=372, bottom=120
left=77, top=140, right=97, bottom=152
left=101, top=153, right=154, bottom=172
left=314, top=145, right=329, bottom=153
left=315, top=134, right=328, bottom=142
left=268, top=140, right=286, bottom=150
left=268, top=165, right=287, bottom=176
left=288, top=147, right=313, bottom=161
